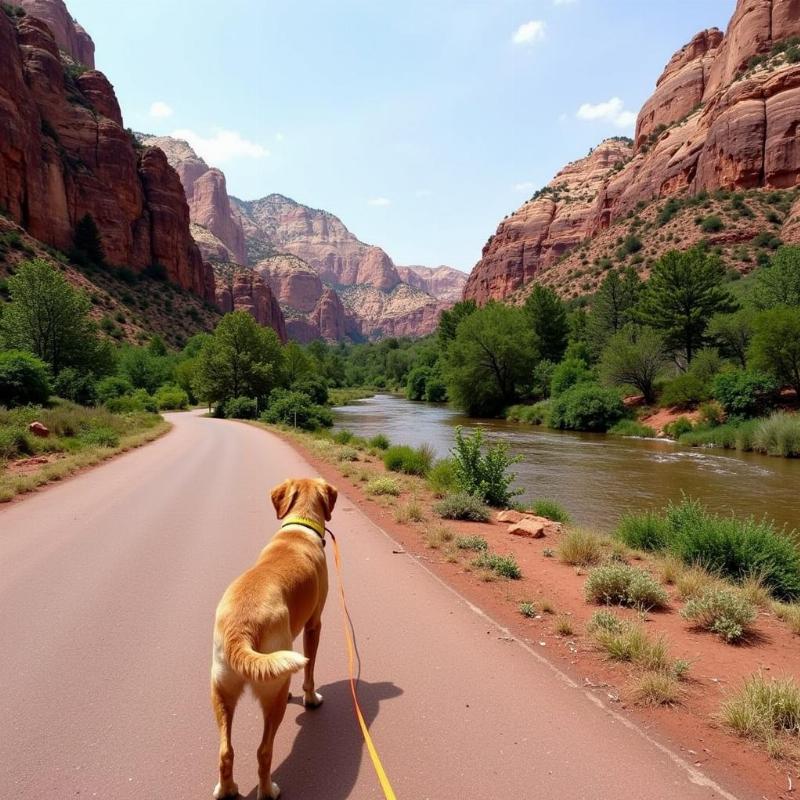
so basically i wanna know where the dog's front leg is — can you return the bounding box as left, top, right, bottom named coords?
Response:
left=302, top=621, right=323, bottom=708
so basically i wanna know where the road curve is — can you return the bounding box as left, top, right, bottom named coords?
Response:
left=0, top=411, right=752, bottom=800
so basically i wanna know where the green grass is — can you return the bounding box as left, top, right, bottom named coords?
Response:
left=427, top=457, right=457, bottom=496
left=368, top=433, right=391, bottom=450
left=752, top=413, right=800, bottom=457
left=608, top=419, right=657, bottom=438
left=681, top=588, right=757, bottom=643
left=455, top=535, right=488, bottom=552
left=528, top=497, right=571, bottom=523
left=435, top=492, right=491, bottom=522
left=383, top=444, right=433, bottom=476
left=584, top=563, right=669, bottom=610
left=474, top=551, right=522, bottom=579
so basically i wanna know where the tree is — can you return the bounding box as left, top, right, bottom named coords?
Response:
left=118, top=346, right=170, bottom=393
left=0, top=350, right=51, bottom=407
left=194, top=311, right=285, bottom=406
left=0, top=258, right=107, bottom=375
left=588, top=267, right=642, bottom=352
left=72, top=213, right=105, bottom=266
left=755, top=245, right=800, bottom=308
left=600, top=327, right=668, bottom=404
left=442, top=303, right=538, bottom=417
left=438, top=300, right=477, bottom=348
left=637, top=248, right=737, bottom=364
left=524, top=284, right=569, bottom=363
left=708, top=309, right=755, bottom=369
left=405, top=365, right=433, bottom=401
left=283, top=342, right=312, bottom=385
left=749, top=307, right=800, bottom=395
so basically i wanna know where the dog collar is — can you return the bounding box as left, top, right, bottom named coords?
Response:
left=281, top=516, right=326, bottom=544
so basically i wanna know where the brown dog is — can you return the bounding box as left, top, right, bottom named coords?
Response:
left=210, top=477, right=338, bottom=799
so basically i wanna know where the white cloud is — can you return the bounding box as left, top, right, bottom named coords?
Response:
left=170, top=128, right=269, bottom=164
left=368, top=197, right=391, bottom=207
left=149, top=101, right=174, bottom=119
left=512, top=20, right=546, bottom=45
left=514, top=181, right=536, bottom=192
left=576, top=97, right=637, bottom=129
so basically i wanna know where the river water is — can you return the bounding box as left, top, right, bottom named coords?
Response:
left=333, top=394, right=799, bottom=532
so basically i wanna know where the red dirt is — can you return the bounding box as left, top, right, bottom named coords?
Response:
left=276, top=427, right=800, bottom=800
left=643, top=406, right=702, bottom=433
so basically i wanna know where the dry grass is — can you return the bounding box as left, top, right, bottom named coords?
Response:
left=771, top=602, right=800, bottom=635
left=657, top=555, right=685, bottom=585
left=423, top=524, right=453, bottom=549
left=738, top=573, right=773, bottom=608
left=631, top=671, right=683, bottom=707
left=540, top=598, right=555, bottom=614
left=675, top=566, right=725, bottom=601
left=394, top=500, right=425, bottom=524
left=558, top=528, right=604, bottom=567
left=555, top=615, right=574, bottom=636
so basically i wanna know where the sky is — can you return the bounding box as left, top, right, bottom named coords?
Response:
left=68, top=0, right=734, bottom=272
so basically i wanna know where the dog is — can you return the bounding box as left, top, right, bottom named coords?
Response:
left=210, top=477, right=338, bottom=799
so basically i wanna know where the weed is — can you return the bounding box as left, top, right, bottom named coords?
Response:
left=456, top=535, right=488, bottom=552
left=558, top=529, right=604, bottom=567
left=519, top=602, right=537, bottom=618
left=366, top=477, right=401, bottom=497
left=631, top=672, right=683, bottom=706
left=424, top=524, right=453, bottom=549
left=585, top=563, right=669, bottom=610
left=681, top=589, right=757, bottom=643
left=435, top=492, right=491, bottom=522
left=474, top=552, right=522, bottom=580
left=555, top=616, right=574, bottom=636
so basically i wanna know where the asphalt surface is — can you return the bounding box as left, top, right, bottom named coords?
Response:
left=0, top=411, right=752, bottom=799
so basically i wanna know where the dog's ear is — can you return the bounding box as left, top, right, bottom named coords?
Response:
left=271, top=480, right=298, bottom=519
left=318, top=479, right=338, bottom=521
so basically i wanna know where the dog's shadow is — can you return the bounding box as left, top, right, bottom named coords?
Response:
left=243, top=679, right=403, bottom=800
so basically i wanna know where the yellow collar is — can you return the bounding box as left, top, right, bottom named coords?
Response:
left=281, top=515, right=325, bottom=540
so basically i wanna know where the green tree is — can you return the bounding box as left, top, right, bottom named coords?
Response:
left=438, top=300, right=477, bottom=348
left=443, top=303, right=538, bottom=416
left=283, top=341, right=312, bottom=385
left=588, top=267, right=642, bottom=352
left=72, top=213, right=105, bottom=266
left=749, top=307, right=800, bottom=395
left=755, top=245, right=800, bottom=308
left=405, top=365, right=432, bottom=401
left=0, top=350, right=51, bottom=407
left=194, top=311, right=285, bottom=405
left=637, top=248, right=737, bottom=364
left=0, top=258, right=107, bottom=375
left=600, top=326, right=667, bottom=404
left=118, top=346, right=170, bottom=393
left=524, top=284, right=568, bottom=363
left=708, top=309, right=755, bottom=369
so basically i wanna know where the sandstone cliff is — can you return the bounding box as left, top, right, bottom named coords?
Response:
left=396, top=265, right=468, bottom=303
left=0, top=8, right=213, bottom=302
left=213, top=263, right=287, bottom=342
left=465, top=0, right=800, bottom=304
left=8, top=0, right=94, bottom=67
left=139, top=135, right=248, bottom=265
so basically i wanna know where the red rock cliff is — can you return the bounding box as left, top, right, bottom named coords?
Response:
left=9, top=0, right=94, bottom=67
left=213, top=263, right=287, bottom=341
left=0, top=10, right=213, bottom=302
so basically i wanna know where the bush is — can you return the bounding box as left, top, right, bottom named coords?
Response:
left=455, top=535, right=488, bottom=551
left=700, top=215, right=724, bottom=233
left=681, top=588, right=757, bottom=643
left=333, top=429, right=354, bottom=444
left=291, top=375, right=329, bottom=405
left=450, top=426, right=522, bottom=507
left=663, top=417, right=694, bottom=439
left=752, top=412, right=800, bottom=457
left=223, top=396, right=257, bottom=419
left=53, top=367, right=97, bottom=406
left=0, top=427, right=34, bottom=460
left=435, top=492, right=491, bottom=522
left=424, top=376, right=447, bottom=403
left=427, top=457, right=457, bottom=495
left=528, top=498, right=570, bottom=523
left=584, top=563, right=669, bottom=609
left=366, top=477, right=401, bottom=496
left=368, top=433, right=390, bottom=450
left=474, top=551, right=522, bottom=579
left=0, top=350, right=51, bottom=407
left=506, top=401, right=550, bottom=426
left=713, top=369, right=778, bottom=418
left=548, top=383, right=625, bottom=432
left=154, top=384, right=189, bottom=411
left=558, top=529, right=603, bottom=566
left=660, top=373, right=709, bottom=409
left=608, top=420, right=656, bottom=438
left=96, top=375, right=134, bottom=404
left=617, top=511, right=671, bottom=551
left=261, top=389, right=333, bottom=430
left=550, top=358, right=592, bottom=397
left=105, top=388, right=157, bottom=413
left=383, top=444, right=432, bottom=476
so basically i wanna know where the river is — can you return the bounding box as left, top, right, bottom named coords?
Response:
left=333, top=394, right=799, bottom=532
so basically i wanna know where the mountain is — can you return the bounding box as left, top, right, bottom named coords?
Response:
left=0, top=2, right=214, bottom=304
left=9, top=0, right=94, bottom=67
left=396, top=265, right=468, bottom=303
left=464, top=0, right=800, bottom=305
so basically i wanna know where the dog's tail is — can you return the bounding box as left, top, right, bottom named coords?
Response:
left=227, top=639, right=308, bottom=682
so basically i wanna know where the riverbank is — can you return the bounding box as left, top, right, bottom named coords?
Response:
left=258, top=420, right=800, bottom=799
left=0, top=404, right=170, bottom=503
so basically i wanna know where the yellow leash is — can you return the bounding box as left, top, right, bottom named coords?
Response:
left=328, top=530, right=398, bottom=800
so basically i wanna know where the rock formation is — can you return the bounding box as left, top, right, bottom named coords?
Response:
left=465, top=0, right=800, bottom=304
left=0, top=8, right=213, bottom=302
left=396, top=265, right=468, bottom=303
left=8, top=0, right=94, bottom=67
left=213, top=263, right=287, bottom=342
left=139, top=135, right=248, bottom=265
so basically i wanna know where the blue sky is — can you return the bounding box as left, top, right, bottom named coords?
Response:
left=68, top=0, right=733, bottom=271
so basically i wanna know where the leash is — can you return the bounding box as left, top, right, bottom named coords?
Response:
left=327, top=528, right=398, bottom=800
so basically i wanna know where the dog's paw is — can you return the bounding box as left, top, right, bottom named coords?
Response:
left=257, top=781, right=280, bottom=800
left=213, top=780, right=239, bottom=798
left=303, top=691, right=323, bottom=709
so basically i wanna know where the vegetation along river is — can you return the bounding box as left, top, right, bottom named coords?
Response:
left=333, top=394, right=799, bottom=533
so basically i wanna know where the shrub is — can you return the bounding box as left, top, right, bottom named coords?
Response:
left=550, top=358, right=593, bottom=397
left=368, top=433, right=390, bottom=450
left=699, top=400, right=725, bottom=426
left=519, top=601, right=537, bottom=618
left=474, top=551, right=522, bottom=579
left=450, top=426, right=522, bottom=507
left=617, top=511, right=671, bottom=551
left=587, top=610, right=626, bottom=636
left=558, top=529, right=603, bottom=566
left=223, top=396, right=257, bottom=419
left=0, top=350, right=51, bottom=407
left=548, top=383, right=625, bottom=432
left=506, top=401, right=550, bottom=426
left=681, top=588, right=757, bottom=643
left=435, top=492, right=491, bottom=522
left=333, top=429, right=354, bottom=444
left=261, top=389, right=333, bottom=430
left=154, top=384, right=189, bottom=411
left=0, top=427, right=34, bottom=460
left=752, top=413, right=800, bottom=457
left=424, top=376, right=448, bottom=403
left=78, top=426, right=119, bottom=448
left=53, top=367, right=97, bottom=406
left=660, top=373, right=709, bottom=409
left=427, top=457, right=457, bottom=496
left=366, top=477, right=400, bottom=496
left=713, top=369, right=778, bottom=418
left=105, top=388, right=156, bottom=413
left=608, top=420, right=656, bottom=438
left=722, top=674, right=800, bottom=749
left=700, top=215, right=724, bottom=233
left=585, top=563, right=669, bottom=609
left=528, top=498, right=570, bottom=523
left=663, top=417, right=694, bottom=439
left=456, top=535, right=488, bottom=551
left=96, top=375, right=134, bottom=404
left=383, top=444, right=432, bottom=476
left=291, top=375, right=329, bottom=405
left=590, top=623, right=672, bottom=672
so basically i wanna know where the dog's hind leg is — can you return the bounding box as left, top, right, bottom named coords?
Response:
left=255, top=681, right=290, bottom=800
left=211, top=675, right=244, bottom=799
left=302, top=619, right=324, bottom=708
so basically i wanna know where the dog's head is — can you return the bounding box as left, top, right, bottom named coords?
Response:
left=271, top=477, right=338, bottom=522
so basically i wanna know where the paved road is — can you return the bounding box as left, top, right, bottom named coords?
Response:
left=0, top=411, right=751, bottom=800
